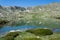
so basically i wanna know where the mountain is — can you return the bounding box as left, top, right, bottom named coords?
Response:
left=0, top=2, right=60, bottom=28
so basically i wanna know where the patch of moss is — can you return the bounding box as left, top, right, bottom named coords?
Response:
left=4, top=32, right=20, bottom=40
left=26, top=28, right=53, bottom=36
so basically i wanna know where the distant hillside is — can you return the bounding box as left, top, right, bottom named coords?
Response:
left=0, top=2, right=60, bottom=28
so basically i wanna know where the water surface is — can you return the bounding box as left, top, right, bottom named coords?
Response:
left=0, top=26, right=60, bottom=36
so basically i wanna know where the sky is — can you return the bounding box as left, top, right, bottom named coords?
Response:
left=0, top=0, right=60, bottom=7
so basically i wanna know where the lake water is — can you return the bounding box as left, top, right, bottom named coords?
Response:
left=0, top=26, right=37, bottom=35
left=0, top=25, right=60, bottom=36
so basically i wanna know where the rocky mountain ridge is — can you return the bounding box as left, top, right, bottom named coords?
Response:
left=0, top=2, right=60, bottom=28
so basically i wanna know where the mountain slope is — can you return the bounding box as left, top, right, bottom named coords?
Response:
left=0, top=3, right=60, bottom=28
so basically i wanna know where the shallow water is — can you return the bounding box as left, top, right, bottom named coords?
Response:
left=0, top=26, right=37, bottom=35
left=0, top=25, right=60, bottom=36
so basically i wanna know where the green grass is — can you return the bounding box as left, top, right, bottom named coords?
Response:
left=14, top=32, right=41, bottom=40
left=15, top=32, right=60, bottom=40
left=0, top=32, right=60, bottom=40
left=0, top=37, right=4, bottom=40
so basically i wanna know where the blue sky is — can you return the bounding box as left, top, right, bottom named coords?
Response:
left=0, top=0, right=60, bottom=7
